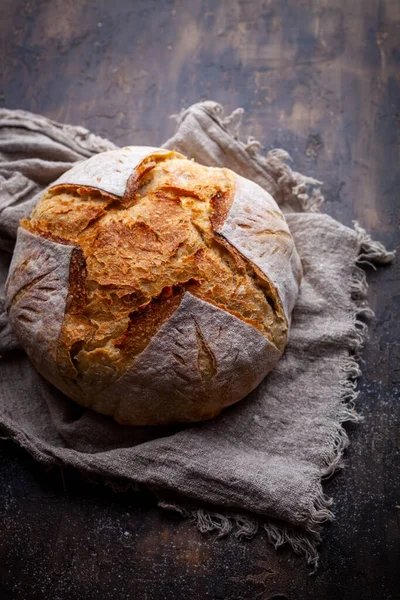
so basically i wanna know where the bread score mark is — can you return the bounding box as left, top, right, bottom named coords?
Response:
left=6, top=270, right=53, bottom=310
left=114, top=280, right=201, bottom=357
left=22, top=154, right=289, bottom=393
left=123, top=150, right=185, bottom=207
left=193, top=317, right=218, bottom=380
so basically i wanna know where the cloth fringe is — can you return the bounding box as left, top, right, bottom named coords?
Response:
left=354, top=221, right=395, bottom=267
left=158, top=499, right=324, bottom=572
left=172, top=102, right=325, bottom=213
left=4, top=211, right=391, bottom=572
left=157, top=220, right=394, bottom=572
left=2, top=104, right=394, bottom=570
left=209, top=102, right=325, bottom=213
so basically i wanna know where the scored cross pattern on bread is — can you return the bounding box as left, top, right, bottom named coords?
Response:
left=6, top=147, right=301, bottom=425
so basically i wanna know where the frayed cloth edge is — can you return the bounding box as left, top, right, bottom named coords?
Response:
left=171, top=102, right=324, bottom=213
left=156, top=226, right=394, bottom=572
left=0, top=108, right=395, bottom=570
left=0, top=225, right=393, bottom=573
left=207, top=102, right=325, bottom=213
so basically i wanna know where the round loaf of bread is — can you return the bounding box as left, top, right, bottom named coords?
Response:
left=5, top=147, right=301, bottom=425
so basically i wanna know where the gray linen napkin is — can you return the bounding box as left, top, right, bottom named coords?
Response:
left=0, top=102, right=394, bottom=569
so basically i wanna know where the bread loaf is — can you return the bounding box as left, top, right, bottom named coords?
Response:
left=5, top=146, right=302, bottom=425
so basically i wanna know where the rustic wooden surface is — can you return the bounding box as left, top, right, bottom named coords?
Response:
left=1, top=0, right=399, bottom=598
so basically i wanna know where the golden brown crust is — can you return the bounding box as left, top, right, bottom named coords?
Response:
left=50, top=184, right=120, bottom=202
left=209, top=190, right=233, bottom=230
left=22, top=156, right=288, bottom=395
left=115, top=280, right=199, bottom=356
left=66, top=248, right=87, bottom=315
left=123, top=150, right=185, bottom=207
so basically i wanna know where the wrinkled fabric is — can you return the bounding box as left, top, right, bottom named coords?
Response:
left=0, top=102, right=389, bottom=564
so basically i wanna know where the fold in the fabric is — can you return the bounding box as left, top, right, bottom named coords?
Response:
left=0, top=103, right=394, bottom=569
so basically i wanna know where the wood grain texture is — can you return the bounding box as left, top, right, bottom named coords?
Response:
left=1, top=0, right=399, bottom=598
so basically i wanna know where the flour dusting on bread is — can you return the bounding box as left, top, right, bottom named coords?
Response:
left=6, top=147, right=301, bottom=425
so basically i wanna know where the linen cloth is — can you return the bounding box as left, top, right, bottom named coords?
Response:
left=0, top=102, right=393, bottom=568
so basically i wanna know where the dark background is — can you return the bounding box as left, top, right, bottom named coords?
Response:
left=1, top=1, right=399, bottom=599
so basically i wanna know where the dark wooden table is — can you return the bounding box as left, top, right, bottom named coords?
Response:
left=1, top=1, right=399, bottom=598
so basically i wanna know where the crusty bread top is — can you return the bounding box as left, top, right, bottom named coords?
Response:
left=52, top=146, right=173, bottom=198
left=217, top=174, right=302, bottom=321
left=20, top=149, right=290, bottom=397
